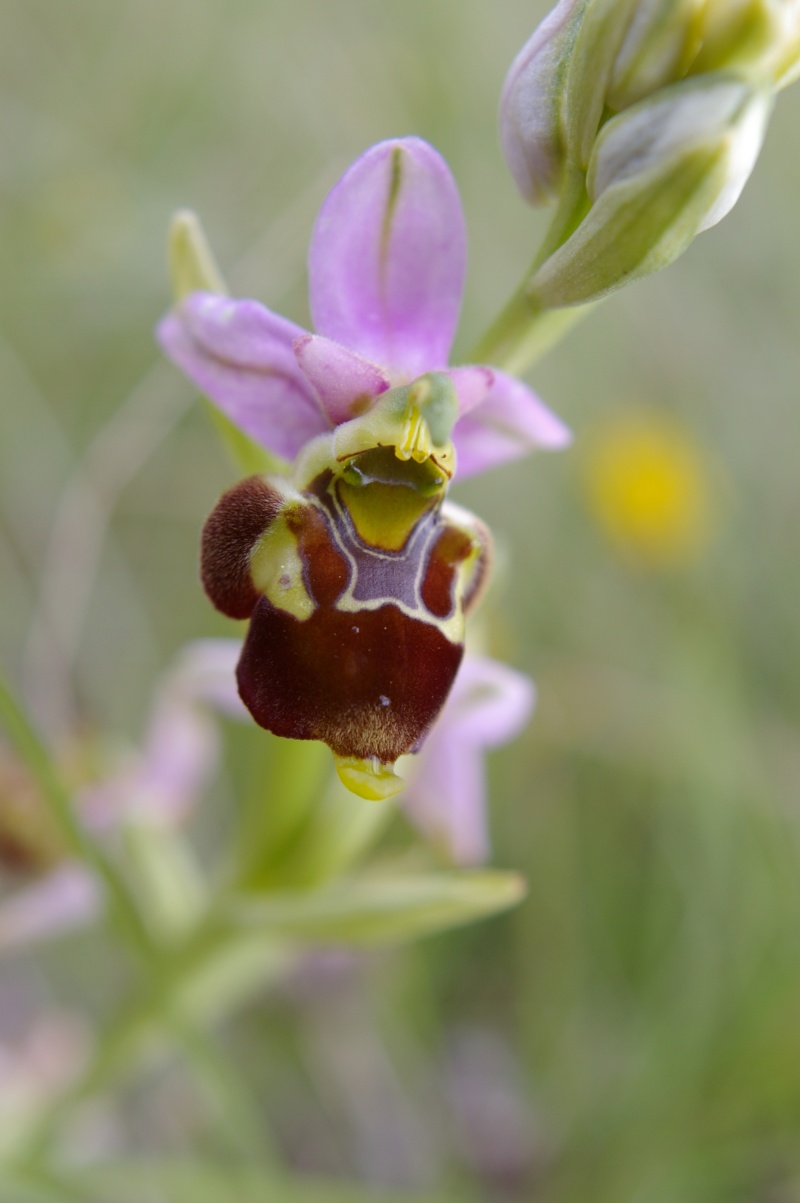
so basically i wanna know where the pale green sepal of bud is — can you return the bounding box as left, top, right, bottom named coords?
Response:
left=696, top=0, right=800, bottom=88
left=562, top=0, right=641, bottom=168
left=607, top=0, right=705, bottom=110
left=499, top=0, right=590, bottom=205
left=775, top=42, right=800, bottom=87
left=168, top=209, right=228, bottom=301
left=774, top=38, right=800, bottom=87
left=529, top=75, right=772, bottom=308
left=167, top=211, right=280, bottom=476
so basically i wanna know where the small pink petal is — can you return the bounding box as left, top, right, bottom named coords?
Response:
left=403, top=655, right=535, bottom=865
left=405, top=736, right=490, bottom=866
left=445, top=365, right=495, bottom=415
left=444, top=656, right=536, bottom=747
left=157, top=293, right=329, bottom=460
left=309, top=137, right=467, bottom=378
left=453, top=369, right=571, bottom=479
left=294, top=335, right=390, bottom=426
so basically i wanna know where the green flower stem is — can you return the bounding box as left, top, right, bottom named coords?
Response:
left=470, top=292, right=588, bottom=377
left=470, top=163, right=593, bottom=376
left=123, top=820, right=207, bottom=941
left=233, top=736, right=331, bottom=889
left=165, top=1015, right=283, bottom=1169
left=0, top=667, right=156, bottom=963
left=10, top=988, right=157, bottom=1167
left=8, top=911, right=290, bottom=1171
left=532, top=163, right=593, bottom=272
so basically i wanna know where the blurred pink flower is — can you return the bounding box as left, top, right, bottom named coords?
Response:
left=0, top=1013, right=90, bottom=1156
left=82, top=639, right=246, bottom=831
left=0, top=640, right=246, bottom=955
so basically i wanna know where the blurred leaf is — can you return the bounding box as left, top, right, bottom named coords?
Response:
left=66, top=1160, right=462, bottom=1203
left=253, top=776, right=395, bottom=890
left=173, top=934, right=293, bottom=1029
left=122, top=820, right=206, bottom=940
left=235, top=736, right=332, bottom=888
left=227, top=869, right=527, bottom=945
left=236, top=748, right=397, bottom=893
left=0, top=1172, right=69, bottom=1203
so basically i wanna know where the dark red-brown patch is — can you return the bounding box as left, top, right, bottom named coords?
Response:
left=200, top=476, right=284, bottom=619
left=286, top=505, right=351, bottom=607
left=420, top=525, right=475, bottom=619
left=306, top=468, right=335, bottom=502
left=237, top=599, right=463, bottom=763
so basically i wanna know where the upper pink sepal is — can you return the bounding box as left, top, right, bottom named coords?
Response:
left=452, top=368, right=572, bottom=478
left=309, top=138, right=467, bottom=379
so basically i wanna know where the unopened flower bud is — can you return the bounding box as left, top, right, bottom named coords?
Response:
left=500, top=0, right=670, bottom=200
left=502, top=0, right=798, bottom=212
left=529, top=74, right=771, bottom=307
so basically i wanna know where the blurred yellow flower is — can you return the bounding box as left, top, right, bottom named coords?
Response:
left=584, top=410, right=714, bottom=565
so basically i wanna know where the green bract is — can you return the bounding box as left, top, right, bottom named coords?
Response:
left=607, top=0, right=705, bottom=110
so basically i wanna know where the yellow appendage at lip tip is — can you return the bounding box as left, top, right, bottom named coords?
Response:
left=334, top=755, right=406, bottom=801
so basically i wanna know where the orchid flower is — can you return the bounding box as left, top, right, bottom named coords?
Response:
left=158, top=138, right=569, bottom=800
left=158, top=138, right=569, bottom=478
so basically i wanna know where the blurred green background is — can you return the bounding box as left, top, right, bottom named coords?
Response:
left=3, top=0, right=800, bottom=1199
